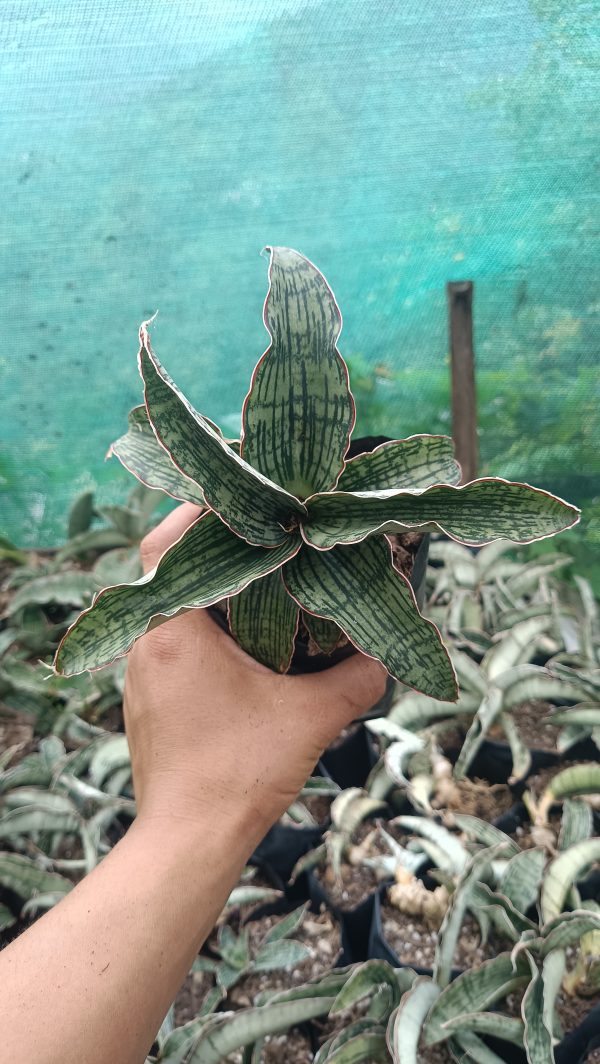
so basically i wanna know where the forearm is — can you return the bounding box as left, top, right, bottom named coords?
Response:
left=0, top=807, right=264, bottom=1064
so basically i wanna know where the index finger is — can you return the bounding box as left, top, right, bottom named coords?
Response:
left=139, top=503, right=203, bottom=574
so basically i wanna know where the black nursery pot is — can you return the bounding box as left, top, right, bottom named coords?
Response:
left=209, top=435, right=430, bottom=678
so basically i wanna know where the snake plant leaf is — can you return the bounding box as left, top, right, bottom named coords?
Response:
left=388, top=690, right=480, bottom=730
left=435, top=849, right=498, bottom=987
left=541, top=949, right=566, bottom=1047
left=538, top=763, right=600, bottom=821
left=55, top=512, right=300, bottom=676
left=109, top=406, right=206, bottom=506
left=500, top=667, right=590, bottom=710
left=185, top=996, right=335, bottom=1063
left=68, top=490, right=95, bottom=538
left=322, top=1029, right=389, bottom=1063
left=425, top=953, right=530, bottom=1045
left=442, top=1012, right=525, bottom=1045
left=483, top=616, right=553, bottom=681
left=541, top=839, right=600, bottom=923
left=453, top=815, right=519, bottom=857
left=241, top=247, right=354, bottom=498
left=252, top=940, right=311, bottom=971
left=559, top=799, right=593, bottom=850
left=501, top=713, right=532, bottom=783
left=8, top=571, right=97, bottom=613
left=302, top=612, right=344, bottom=654
left=521, top=952, right=553, bottom=1064
left=394, top=816, right=468, bottom=876
left=282, top=537, right=457, bottom=698
left=540, top=910, right=600, bottom=956
left=228, top=570, right=299, bottom=673
left=314, top=1019, right=384, bottom=1063
left=139, top=324, right=306, bottom=546
left=0, top=903, right=16, bottom=932
left=338, top=435, right=461, bottom=492
left=0, top=852, right=73, bottom=899
left=548, top=704, right=600, bottom=728
left=500, top=849, right=546, bottom=915
left=386, top=978, right=440, bottom=1063
left=330, top=960, right=401, bottom=1015
left=453, top=688, right=504, bottom=780
left=303, top=479, right=580, bottom=550
left=451, top=1032, right=512, bottom=1064
left=471, top=882, right=538, bottom=940
left=262, top=904, right=308, bottom=944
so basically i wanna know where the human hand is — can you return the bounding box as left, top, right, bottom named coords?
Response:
left=124, top=503, right=387, bottom=842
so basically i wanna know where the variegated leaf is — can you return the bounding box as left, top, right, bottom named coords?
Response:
left=139, top=323, right=306, bottom=546
left=442, top=1012, right=525, bottom=1045
left=228, top=570, right=299, bottom=673
left=303, top=478, right=579, bottom=550
left=541, top=839, right=600, bottom=923
left=425, top=953, right=530, bottom=1046
left=338, top=435, right=460, bottom=492
left=521, top=952, right=553, bottom=1064
left=500, top=849, right=546, bottom=914
left=109, top=405, right=206, bottom=505
left=559, top=799, right=593, bottom=850
left=540, top=909, right=600, bottom=956
left=55, top=512, right=300, bottom=675
left=282, top=537, right=457, bottom=698
left=302, top=611, right=344, bottom=654
left=241, top=247, right=354, bottom=497
left=387, top=978, right=440, bottom=1063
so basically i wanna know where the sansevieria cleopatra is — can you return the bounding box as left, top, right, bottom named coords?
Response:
left=54, top=248, right=579, bottom=698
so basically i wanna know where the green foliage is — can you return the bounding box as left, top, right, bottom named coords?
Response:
left=55, top=248, right=577, bottom=697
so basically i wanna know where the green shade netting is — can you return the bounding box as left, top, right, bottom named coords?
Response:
left=1, top=0, right=598, bottom=551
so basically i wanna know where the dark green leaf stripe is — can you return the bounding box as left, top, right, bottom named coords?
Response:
left=110, top=406, right=206, bottom=505
left=55, top=512, right=301, bottom=676
left=282, top=538, right=457, bottom=698
left=302, top=611, right=344, bottom=655
left=228, top=570, right=299, bottom=673
left=304, top=479, right=580, bottom=550
left=139, top=324, right=306, bottom=547
left=241, top=247, right=355, bottom=498
left=337, top=435, right=461, bottom=492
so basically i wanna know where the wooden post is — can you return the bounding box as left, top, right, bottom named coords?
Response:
left=447, top=280, right=478, bottom=483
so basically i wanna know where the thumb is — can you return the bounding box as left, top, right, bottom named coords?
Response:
left=139, top=503, right=203, bottom=574
left=305, top=651, right=389, bottom=745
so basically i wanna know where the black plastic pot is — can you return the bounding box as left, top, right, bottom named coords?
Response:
left=250, top=822, right=324, bottom=887
left=306, top=869, right=381, bottom=965
left=318, top=723, right=380, bottom=790
left=445, top=738, right=562, bottom=788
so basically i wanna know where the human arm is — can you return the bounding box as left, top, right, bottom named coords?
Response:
left=0, top=504, right=386, bottom=1064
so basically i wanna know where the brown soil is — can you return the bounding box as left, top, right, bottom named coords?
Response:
left=381, top=901, right=498, bottom=971
left=434, top=775, right=515, bottom=820
left=490, top=700, right=561, bottom=753
left=299, top=793, right=332, bottom=825
left=0, top=712, right=35, bottom=766
left=314, top=858, right=380, bottom=910
left=556, top=990, right=600, bottom=1041
left=261, top=1030, right=314, bottom=1063
left=173, top=968, right=215, bottom=1027
left=508, top=810, right=562, bottom=852
left=228, top=910, right=341, bottom=1009
left=526, top=760, right=583, bottom=799
left=390, top=530, right=423, bottom=580
left=419, top=1044, right=457, bottom=1063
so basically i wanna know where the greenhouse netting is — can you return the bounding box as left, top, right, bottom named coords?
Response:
left=1, top=0, right=598, bottom=573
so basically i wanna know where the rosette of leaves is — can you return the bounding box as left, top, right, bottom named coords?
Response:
left=54, top=247, right=579, bottom=696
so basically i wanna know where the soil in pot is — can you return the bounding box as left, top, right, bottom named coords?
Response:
left=312, top=820, right=395, bottom=911
left=293, top=793, right=333, bottom=826
left=489, top=700, right=561, bottom=753
left=526, top=760, right=584, bottom=798
left=433, top=773, right=515, bottom=821
left=172, top=967, right=215, bottom=1027
left=556, top=991, right=600, bottom=1042
left=228, top=909, right=341, bottom=1009
left=380, top=900, right=497, bottom=971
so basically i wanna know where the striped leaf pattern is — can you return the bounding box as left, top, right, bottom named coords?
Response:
left=139, top=323, right=306, bottom=546
left=241, top=247, right=355, bottom=498
left=338, top=435, right=461, bottom=492
left=282, top=537, right=457, bottom=699
left=109, top=406, right=206, bottom=505
left=304, top=478, right=580, bottom=550
left=302, top=612, right=344, bottom=655
left=228, top=570, right=299, bottom=673
left=55, top=512, right=301, bottom=676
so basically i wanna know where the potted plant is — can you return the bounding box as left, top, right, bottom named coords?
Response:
left=54, top=247, right=579, bottom=697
